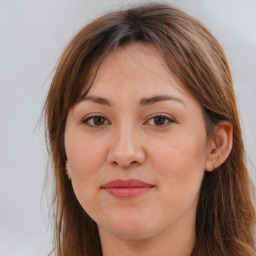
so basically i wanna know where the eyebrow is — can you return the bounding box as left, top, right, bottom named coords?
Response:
left=80, top=95, right=185, bottom=107
left=140, top=95, right=185, bottom=106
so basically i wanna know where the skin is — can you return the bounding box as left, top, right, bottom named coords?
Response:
left=64, top=43, right=232, bottom=256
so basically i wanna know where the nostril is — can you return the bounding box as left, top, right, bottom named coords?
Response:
left=112, top=161, right=119, bottom=166
left=111, top=160, right=138, bottom=168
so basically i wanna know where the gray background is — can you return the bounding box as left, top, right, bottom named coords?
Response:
left=0, top=0, right=255, bottom=255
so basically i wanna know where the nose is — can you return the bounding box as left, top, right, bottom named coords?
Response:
left=107, top=125, right=146, bottom=168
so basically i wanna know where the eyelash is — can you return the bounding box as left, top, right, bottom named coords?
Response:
left=81, top=114, right=175, bottom=128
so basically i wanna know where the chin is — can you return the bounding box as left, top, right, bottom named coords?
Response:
left=99, top=216, right=159, bottom=240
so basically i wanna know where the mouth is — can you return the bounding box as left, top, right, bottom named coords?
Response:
left=101, top=179, right=155, bottom=199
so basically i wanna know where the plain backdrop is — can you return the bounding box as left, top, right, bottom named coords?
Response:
left=0, top=0, right=255, bottom=255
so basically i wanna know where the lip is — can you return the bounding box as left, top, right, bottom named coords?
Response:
left=102, top=179, right=155, bottom=199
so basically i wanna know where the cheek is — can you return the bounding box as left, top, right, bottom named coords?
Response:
left=66, top=133, right=106, bottom=177
left=151, top=134, right=207, bottom=194
left=153, top=140, right=206, bottom=222
left=154, top=135, right=206, bottom=168
left=65, top=141, right=104, bottom=215
left=65, top=133, right=108, bottom=205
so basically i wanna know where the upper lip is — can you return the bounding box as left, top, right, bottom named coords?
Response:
left=102, top=179, right=154, bottom=188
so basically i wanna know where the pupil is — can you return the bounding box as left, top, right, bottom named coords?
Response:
left=154, top=116, right=165, bottom=125
left=94, top=116, right=104, bottom=125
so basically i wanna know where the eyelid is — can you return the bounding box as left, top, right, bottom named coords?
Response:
left=81, top=114, right=110, bottom=127
left=144, top=113, right=176, bottom=126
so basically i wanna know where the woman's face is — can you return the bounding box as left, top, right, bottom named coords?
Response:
left=65, top=43, right=212, bottom=242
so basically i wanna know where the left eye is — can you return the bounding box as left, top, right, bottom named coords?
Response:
left=147, top=115, right=174, bottom=126
left=81, top=115, right=110, bottom=127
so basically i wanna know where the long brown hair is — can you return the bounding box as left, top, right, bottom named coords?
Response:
left=44, top=3, right=256, bottom=256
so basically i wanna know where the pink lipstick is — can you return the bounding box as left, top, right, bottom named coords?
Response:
left=102, top=179, right=154, bottom=199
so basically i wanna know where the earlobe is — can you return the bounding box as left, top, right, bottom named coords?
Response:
left=66, top=161, right=70, bottom=170
left=205, top=121, right=233, bottom=172
left=65, top=161, right=72, bottom=180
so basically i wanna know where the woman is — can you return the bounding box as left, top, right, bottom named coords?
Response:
left=45, top=3, right=256, bottom=256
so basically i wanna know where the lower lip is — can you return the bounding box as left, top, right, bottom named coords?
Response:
left=104, top=187, right=153, bottom=198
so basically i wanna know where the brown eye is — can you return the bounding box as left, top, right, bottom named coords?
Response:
left=147, top=114, right=174, bottom=127
left=93, top=116, right=105, bottom=126
left=82, top=115, right=109, bottom=127
left=153, top=116, right=166, bottom=126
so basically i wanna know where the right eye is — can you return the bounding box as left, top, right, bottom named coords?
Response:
left=81, top=115, right=110, bottom=127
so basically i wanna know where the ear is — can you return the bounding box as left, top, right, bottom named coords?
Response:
left=205, top=121, right=233, bottom=172
left=65, top=161, right=72, bottom=179
left=66, top=161, right=70, bottom=170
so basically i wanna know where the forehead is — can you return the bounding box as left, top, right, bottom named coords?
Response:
left=86, top=42, right=188, bottom=99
